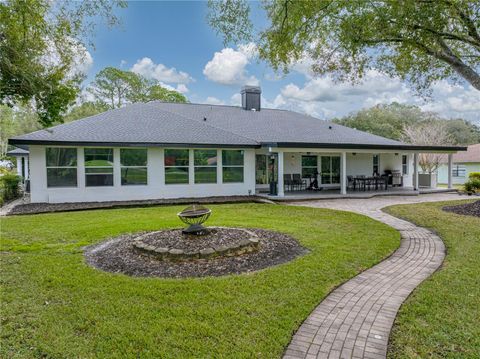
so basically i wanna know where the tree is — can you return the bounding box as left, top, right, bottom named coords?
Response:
left=147, top=85, right=188, bottom=103
left=0, top=0, right=126, bottom=127
left=442, top=118, right=480, bottom=144
left=88, top=67, right=187, bottom=109
left=332, top=103, right=433, bottom=140
left=0, top=105, right=41, bottom=158
left=333, top=103, right=480, bottom=145
left=208, top=0, right=480, bottom=92
left=63, top=102, right=110, bottom=123
left=402, top=121, right=454, bottom=173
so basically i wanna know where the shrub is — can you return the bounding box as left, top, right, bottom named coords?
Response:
left=469, top=172, right=480, bottom=180
left=464, top=178, right=480, bottom=193
left=0, top=173, right=21, bottom=202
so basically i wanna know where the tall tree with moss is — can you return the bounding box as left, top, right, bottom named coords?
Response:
left=208, top=0, right=480, bottom=92
left=0, top=0, right=126, bottom=127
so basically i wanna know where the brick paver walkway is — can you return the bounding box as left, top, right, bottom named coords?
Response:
left=283, top=193, right=464, bottom=359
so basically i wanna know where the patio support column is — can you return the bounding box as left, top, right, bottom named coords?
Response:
left=277, top=151, right=284, bottom=197
left=341, top=151, right=347, bottom=195
left=448, top=153, right=453, bottom=189
left=24, top=156, right=29, bottom=179
left=16, top=157, right=22, bottom=177
left=413, top=153, right=419, bottom=191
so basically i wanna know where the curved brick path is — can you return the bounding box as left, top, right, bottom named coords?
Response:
left=283, top=193, right=463, bottom=359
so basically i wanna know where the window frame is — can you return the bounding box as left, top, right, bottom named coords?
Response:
left=84, top=147, right=114, bottom=187
left=222, top=150, right=244, bottom=183
left=45, top=147, right=78, bottom=188
left=402, top=155, right=408, bottom=175
left=120, top=148, right=148, bottom=186
left=301, top=155, right=318, bottom=179
left=373, top=154, right=380, bottom=175
left=452, top=164, right=466, bottom=177
left=164, top=149, right=190, bottom=185
left=194, top=149, right=218, bottom=184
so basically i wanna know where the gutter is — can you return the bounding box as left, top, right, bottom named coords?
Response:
left=263, top=142, right=468, bottom=152
left=8, top=139, right=261, bottom=149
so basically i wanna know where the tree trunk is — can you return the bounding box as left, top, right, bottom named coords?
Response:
left=434, top=40, right=480, bottom=91
left=444, top=56, right=480, bottom=91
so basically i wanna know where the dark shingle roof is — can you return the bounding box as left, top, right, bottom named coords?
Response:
left=8, top=101, right=467, bottom=151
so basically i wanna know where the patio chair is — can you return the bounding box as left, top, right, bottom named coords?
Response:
left=347, top=175, right=354, bottom=189
left=292, top=173, right=307, bottom=191
left=283, top=174, right=293, bottom=192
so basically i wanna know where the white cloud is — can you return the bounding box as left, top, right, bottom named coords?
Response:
left=42, top=40, right=93, bottom=78
left=203, top=43, right=259, bottom=86
left=262, top=70, right=479, bottom=122
left=131, top=57, right=193, bottom=84
left=175, top=84, right=189, bottom=94
left=120, top=59, right=127, bottom=68
left=72, top=49, right=93, bottom=76
left=204, top=96, right=225, bottom=105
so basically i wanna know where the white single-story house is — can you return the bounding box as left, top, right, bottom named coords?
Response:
left=8, top=86, right=466, bottom=204
left=437, top=143, right=480, bottom=185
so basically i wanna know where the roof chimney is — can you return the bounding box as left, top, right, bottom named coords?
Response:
left=241, top=86, right=261, bottom=111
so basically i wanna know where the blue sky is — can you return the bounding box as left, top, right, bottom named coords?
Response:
left=80, top=1, right=479, bottom=123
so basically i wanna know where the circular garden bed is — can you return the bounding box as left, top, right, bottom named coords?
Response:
left=84, top=227, right=307, bottom=278
left=443, top=200, right=480, bottom=217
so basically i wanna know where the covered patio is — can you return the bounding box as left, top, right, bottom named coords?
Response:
left=255, top=146, right=457, bottom=198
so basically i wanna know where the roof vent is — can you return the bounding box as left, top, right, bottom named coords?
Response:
left=241, top=86, right=261, bottom=111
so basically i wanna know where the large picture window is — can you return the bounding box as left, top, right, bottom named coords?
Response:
left=164, top=149, right=189, bottom=184
left=85, top=148, right=114, bottom=186
left=223, top=150, right=244, bottom=183
left=46, top=148, right=77, bottom=187
left=194, top=150, right=217, bottom=184
left=121, top=149, right=147, bottom=185
left=302, top=155, right=317, bottom=178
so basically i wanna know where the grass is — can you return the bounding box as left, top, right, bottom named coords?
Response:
left=1, top=203, right=399, bottom=358
left=436, top=183, right=464, bottom=190
left=385, top=200, right=480, bottom=358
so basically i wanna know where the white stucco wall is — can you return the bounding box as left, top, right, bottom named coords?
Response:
left=437, top=162, right=480, bottom=184
left=279, top=150, right=414, bottom=189
left=29, top=146, right=256, bottom=203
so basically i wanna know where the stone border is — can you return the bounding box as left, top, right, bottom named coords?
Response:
left=133, top=227, right=260, bottom=261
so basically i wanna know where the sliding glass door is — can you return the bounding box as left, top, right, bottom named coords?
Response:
left=255, top=154, right=277, bottom=185
left=320, top=156, right=340, bottom=185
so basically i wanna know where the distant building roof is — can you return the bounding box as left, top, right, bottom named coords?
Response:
left=7, top=147, right=29, bottom=156
left=440, top=143, right=480, bottom=163
left=8, top=101, right=466, bottom=152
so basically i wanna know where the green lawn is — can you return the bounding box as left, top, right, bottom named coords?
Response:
left=385, top=200, right=480, bottom=358
left=0, top=203, right=399, bottom=358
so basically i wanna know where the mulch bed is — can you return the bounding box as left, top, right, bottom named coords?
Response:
left=139, top=227, right=253, bottom=252
left=443, top=200, right=480, bottom=217
left=7, top=195, right=270, bottom=216
left=84, top=228, right=308, bottom=278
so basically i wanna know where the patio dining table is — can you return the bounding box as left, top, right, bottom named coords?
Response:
left=353, top=176, right=389, bottom=191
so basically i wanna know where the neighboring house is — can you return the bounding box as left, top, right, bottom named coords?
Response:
left=437, top=143, right=480, bottom=185
left=8, top=86, right=466, bottom=204
left=6, top=147, right=29, bottom=181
